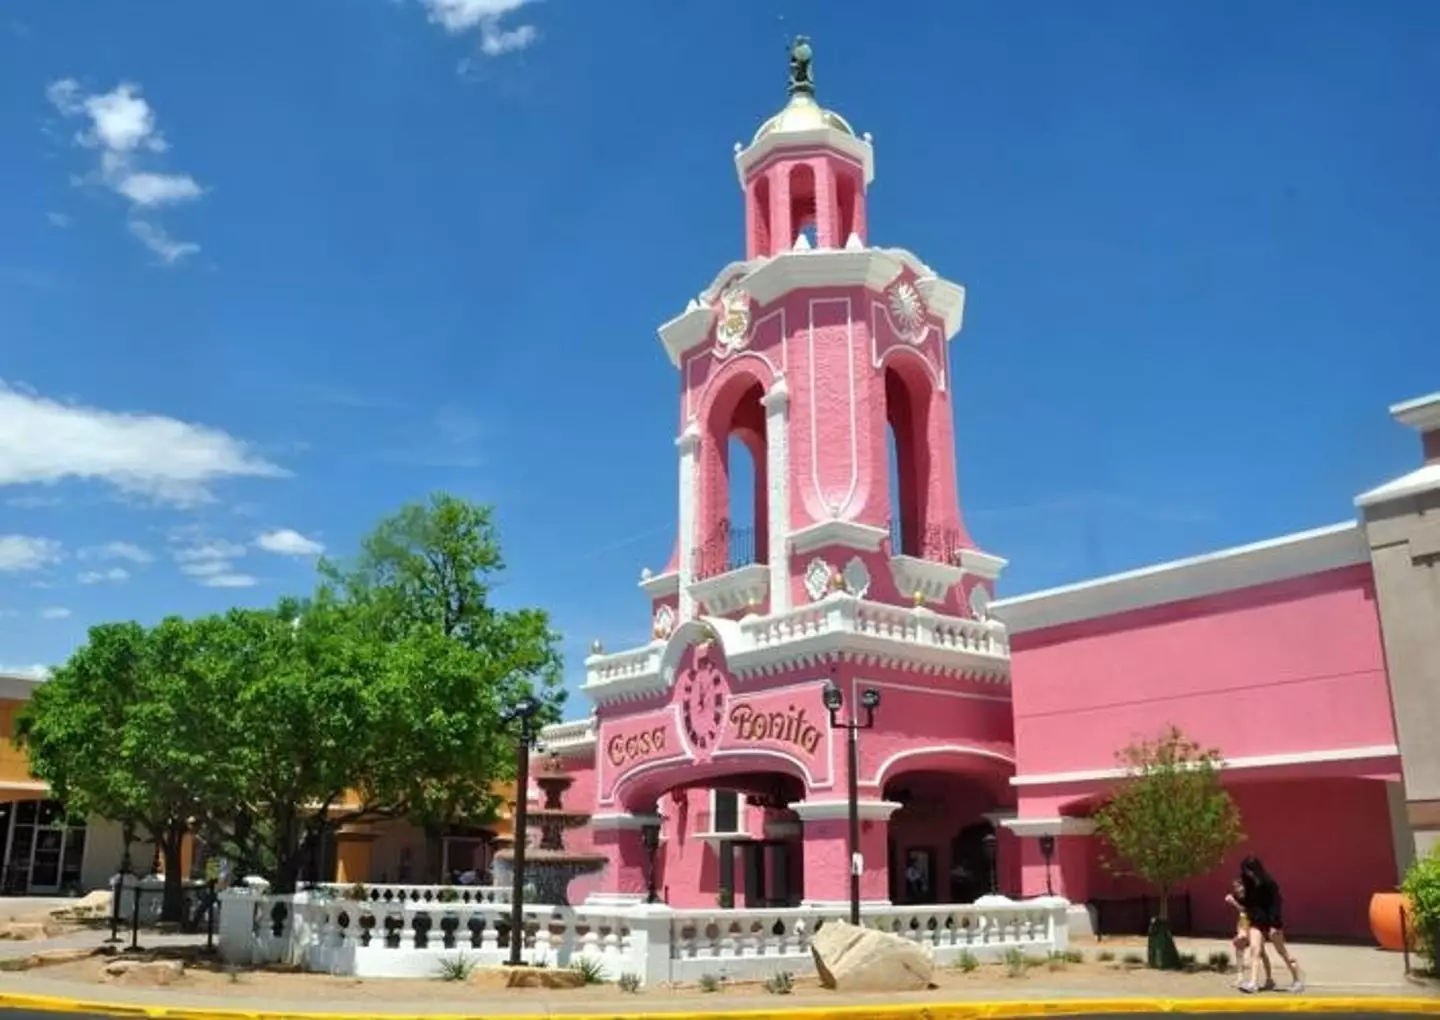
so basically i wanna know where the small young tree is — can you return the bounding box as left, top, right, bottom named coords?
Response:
left=1092, top=725, right=1244, bottom=970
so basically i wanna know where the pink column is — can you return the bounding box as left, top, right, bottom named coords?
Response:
left=587, top=814, right=659, bottom=903
left=794, top=801, right=898, bottom=905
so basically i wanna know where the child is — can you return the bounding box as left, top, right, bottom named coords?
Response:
left=1224, top=880, right=1252, bottom=983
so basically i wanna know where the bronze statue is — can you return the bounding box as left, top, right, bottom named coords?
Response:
left=788, top=35, right=814, bottom=97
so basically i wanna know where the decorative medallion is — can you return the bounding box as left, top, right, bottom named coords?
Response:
left=886, top=278, right=928, bottom=345
left=678, top=664, right=728, bottom=757
left=652, top=604, right=675, bottom=641
left=714, top=288, right=753, bottom=356
left=803, top=558, right=835, bottom=602
left=842, top=557, right=872, bottom=599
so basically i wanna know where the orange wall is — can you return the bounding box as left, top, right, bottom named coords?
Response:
left=0, top=699, right=36, bottom=787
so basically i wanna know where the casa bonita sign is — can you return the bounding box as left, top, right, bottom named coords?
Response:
left=597, top=683, right=834, bottom=806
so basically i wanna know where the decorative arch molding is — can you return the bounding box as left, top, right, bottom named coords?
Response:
left=656, top=616, right=744, bottom=690
left=872, top=329, right=944, bottom=391
left=610, top=752, right=815, bottom=816
left=868, top=743, right=1017, bottom=789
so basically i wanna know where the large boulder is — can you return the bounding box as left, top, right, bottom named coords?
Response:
left=104, top=958, right=185, bottom=987
left=809, top=920, right=934, bottom=992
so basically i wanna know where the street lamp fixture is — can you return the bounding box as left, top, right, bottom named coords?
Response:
left=1038, top=834, right=1056, bottom=897
left=821, top=675, right=881, bottom=926
left=640, top=818, right=662, bottom=904
left=501, top=695, right=542, bottom=967
left=980, top=830, right=998, bottom=896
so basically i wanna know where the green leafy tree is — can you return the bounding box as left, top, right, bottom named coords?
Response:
left=1092, top=725, right=1244, bottom=970
left=15, top=619, right=231, bottom=922
left=1402, top=845, right=1440, bottom=973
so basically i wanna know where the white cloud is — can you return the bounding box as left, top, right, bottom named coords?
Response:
left=418, top=0, right=540, bottom=56
left=198, top=572, right=258, bottom=588
left=0, top=664, right=50, bottom=680
left=0, top=381, right=285, bottom=505
left=80, top=541, right=153, bottom=564
left=0, top=535, right=62, bottom=572
left=78, top=566, right=129, bottom=584
left=39, top=607, right=71, bottom=620
left=45, top=79, right=205, bottom=263
left=46, top=212, right=70, bottom=228
left=255, top=528, right=324, bottom=557
left=5, top=494, right=61, bottom=508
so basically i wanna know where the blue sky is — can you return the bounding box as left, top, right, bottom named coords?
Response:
left=2, top=1, right=1438, bottom=713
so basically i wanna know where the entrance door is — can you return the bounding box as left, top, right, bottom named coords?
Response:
left=29, top=828, right=63, bottom=892
left=949, top=822, right=995, bottom=903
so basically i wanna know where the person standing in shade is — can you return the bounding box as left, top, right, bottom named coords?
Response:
left=1237, top=856, right=1304, bottom=994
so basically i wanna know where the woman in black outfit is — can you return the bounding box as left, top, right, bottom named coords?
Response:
left=1238, top=856, right=1304, bottom=993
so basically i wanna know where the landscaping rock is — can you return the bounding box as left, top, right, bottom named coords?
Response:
left=51, top=890, right=111, bottom=918
left=469, top=965, right=586, bottom=990
left=810, top=920, right=934, bottom=992
left=0, top=947, right=100, bottom=972
left=103, top=958, right=185, bottom=987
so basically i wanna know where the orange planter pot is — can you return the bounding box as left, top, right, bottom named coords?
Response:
left=1369, top=891, right=1416, bottom=951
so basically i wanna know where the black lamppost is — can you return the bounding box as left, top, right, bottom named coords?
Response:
left=107, top=820, right=135, bottom=945
left=1038, top=834, right=1056, bottom=897
left=822, top=677, right=880, bottom=926
left=640, top=818, right=662, bottom=904
left=502, top=696, right=542, bottom=967
left=980, top=830, right=998, bottom=896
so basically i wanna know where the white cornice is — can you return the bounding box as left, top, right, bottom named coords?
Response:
left=657, top=248, right=965, bottom=368
left=1356, top=463, right=1440, bottom=509
left=990, top=522, right=1367, bottom=635
left=889, top=555, right=965, bottom=604
left=538, top=717, right=597, bottom=757
left=689, top=563, right=770, bottom=617
left=582, top=594, right=1010, bottom=707
left=1011, top=743, right=1400, bottom=789
left=789, top=520, right=890, bottom=555
left=792, top=799, right=901, bottom=822
left=638, top=570, right=680, bottom=600
left=1002, top=817, right=1097, bottom=837
left=0, top=673, right=45, bottom=701
left=589, top=812, right=662, bottom=832
left=959, top=549, right=1008, bottom=582
left=1391, top=392, right=1440, bottom=433
left=735, top=128, right=875, bottom=187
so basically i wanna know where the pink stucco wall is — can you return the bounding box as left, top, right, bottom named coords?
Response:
left=1010, top=564, right=1396, bottom=784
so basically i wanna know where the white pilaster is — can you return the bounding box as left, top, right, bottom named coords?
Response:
left=762, top=376, right=791, bottom=614
left=676, top=423, right=701, bottom=620
left=1386, top=779, right=1416, bottom=885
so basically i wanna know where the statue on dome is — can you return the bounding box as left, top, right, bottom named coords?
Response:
left=787, top=35, right=815, bottom=97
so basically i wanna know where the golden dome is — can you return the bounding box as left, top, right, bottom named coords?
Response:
left=752, top=92, right=856, bottom=146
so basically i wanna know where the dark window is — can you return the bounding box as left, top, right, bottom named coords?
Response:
left=713, top=790, right=740, bottom=833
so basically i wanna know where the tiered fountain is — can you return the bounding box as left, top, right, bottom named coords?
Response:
left=491, top=755, right=607, bottom=907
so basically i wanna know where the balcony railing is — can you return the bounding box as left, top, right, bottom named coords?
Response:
left=887, top=516, right=964, bottom=563
left=692, top=518, right=761, bottom=581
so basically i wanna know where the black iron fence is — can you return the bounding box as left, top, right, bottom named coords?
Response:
left=107, top=876, right=220, bottom=952
left=1092, top=894, right=1194, bottom=939
left=887, top=516, right=964, bottom=563
left=692, top=518, right=761, bottom=581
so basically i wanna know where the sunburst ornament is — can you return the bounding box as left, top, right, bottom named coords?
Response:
left=714, top=288, right=753, bottom=356
left=887, top=279, right=928, bottom=344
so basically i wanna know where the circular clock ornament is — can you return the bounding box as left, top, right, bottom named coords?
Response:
left=678, top=664, right=728, bottom=758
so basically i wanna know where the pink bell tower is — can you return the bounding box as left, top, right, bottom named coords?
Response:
left=642, top=36, right=1005, bottom=629
left=582, top=38, right=1014, bottom=912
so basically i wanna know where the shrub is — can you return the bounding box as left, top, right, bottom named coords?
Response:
left=435, top=955, right=475, bottom=982
left=436, top=887, right=460, bottom=903
left=1178, top=951, right=1198, bottom=970
left=618, top=973, right=641, bottom=994
left=1207, top=950, right=1231, bottom=972
left=1046, top=952, right=1068, bottom=972
left=1002, top=948, right=1027, bottom=978
left=1096, top=949, right=1116, bottom=962
left=1122, top=951, right=1145, bottom=968
left=1402, top=846, right=1440, bottom=974
left=698, top=973, right=722, bottom=993
left=571, top=956, right=608, bottom=984
left=764, top=971, right=794, bottom=995
left=954, top=951, right=980, bottom=972
left=1062, top=948, right=1084, bottom=964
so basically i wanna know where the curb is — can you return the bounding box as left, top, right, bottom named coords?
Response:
left=0, top=993, right=1437, bottom=1020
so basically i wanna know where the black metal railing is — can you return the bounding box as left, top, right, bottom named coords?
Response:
left=1092, top=894, right=1194, bottom=939
left=886, top=516, right=964, bottom=564
left=692, top=518, right=761, bottom=581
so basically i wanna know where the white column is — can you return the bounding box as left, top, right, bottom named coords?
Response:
left=676, top=423, right=701, bottom=620
left=762, top=375, right=791, bottom=614
left=1386, top=779, right=1416, bottom=885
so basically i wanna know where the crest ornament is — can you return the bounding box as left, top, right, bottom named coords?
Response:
left=886, top=278, right=928, bottom=345
left=803, top=558, right=835, bottom=602
left=842, top=557, right=872, bottom=599
left=714, top=288, right=753, bottom=356
left=652, top=604, right=676, bottom=641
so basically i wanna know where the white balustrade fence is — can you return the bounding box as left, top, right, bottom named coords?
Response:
left=218, top=889, right=1069, bottom=985
left=312, top=882, right=512, bottom=906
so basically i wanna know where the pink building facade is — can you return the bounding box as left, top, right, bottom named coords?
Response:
left=538, top=52, right=1437, bottom=942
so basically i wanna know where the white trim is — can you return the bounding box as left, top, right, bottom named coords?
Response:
left=1356, top=463, right=1440, bottom=508
left=959, top=549, right=1008, bottom=582
left=707, top=788, right=749, bottom=837
left=764, top=376, right=792, bottom=614
left=736, top=128, right=875, bottom=187
left=638, top=570, right=680, bottom=600
left=801, top=898, right=893, bottom=909
left=982, top=810, right=1016, bottom=827
left=1001, top=817, right=1097, bottom=837
left=0, top=673, right=45, bottom=700
left=866, top=743, right=1016, bottom=788
left=792, top=799, right=901, bottom=822
left=1386, top=780, right=1415, bottom=887
left=990, top=522, right=1367, bottom=634
left=538, top=717, right=597, bottom=758
left=677, top=424, right=701, bottom=620
left=889, top=555, right=965, bottom=604
left=788, top=520, right=889, bottom=556
left=1391, top=391, right=1440, bottom=433
left=589, top=812, right=663, bottom=832
left=1011, top=743, right=1401, bottom=788
left=688, top=563, right=770, bottom=616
